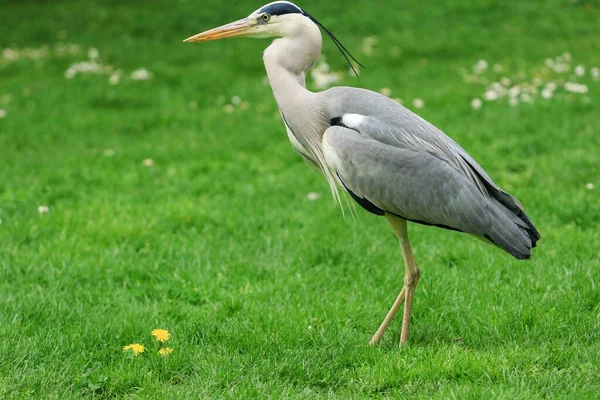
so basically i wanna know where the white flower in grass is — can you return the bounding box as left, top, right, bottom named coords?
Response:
left=562, top=52, right=572, bottom=62
left=508, top=97, right=519, bottom=107
left=88, top=47, right=99, bottom=60
left=29, top=47, right=49, bottom=60
left=574, top=65, right=585, bottom=77
left=231, top=95, right=242, bottom=105
left=591, top=67, right=599, bottom=81
left=508, top=86, right=520, bottom=98
left=379, top=87, right=392, bottom=97
left=471, top=98, right=482, bottom=110
left=474, top=59, right=488, bottom=74
left=130, top=68, right=151, bottom=81
left=361, top=36, right=378, bottom=56
left=310, top=60, right=342, bottom=89
left=541, top=88, right=553, bottom=99
left=483, top=90, right=499, bottom=101
left=553, top=63, right=569, bottom=73
left=532, top=77, right=542, bottom=86
left=311, top=70, right=341, bottom=89
left=545, top=82, right=557, bottom=91
left=38, top=206, right=50, bottom=214
left=392, top=98, right=404, bottom=105
left=490, top=82, right=506, bottom=96
left=307, top=192, right=319, bottom=201
left=493, top=64, right=503, bottom=73
left=223, top=104, right=235, bottom=113
left=2, top=48, right=19, bottom=61
left=586, top=183, right=594, bottom=190
left=239, top=101, right=250, bottom=110
left=500, top=77, right=511, bottom=87
left=143, top=159, right=154, bottom=167
left=64, top=61, right=112, bottom=79
left=412, top=98, right=424, bottom=109
left=102, top=149, right=116, bottom=156
left=0, top=109, right=6, bottom=119
left=564, top=82, right=588, bottom=93
left=520, top=93, right=532, bottom=103
left=108, top=69, right=122, bottom=85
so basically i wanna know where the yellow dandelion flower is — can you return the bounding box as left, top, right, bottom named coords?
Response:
left=122, top=343, right=145, bottom=356
left=151, top=329, right=170, bottom=343
left=158, top=347, right=174, bottom=356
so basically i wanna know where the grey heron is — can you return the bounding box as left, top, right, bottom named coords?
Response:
left=184, top=1, right=540, bottom=345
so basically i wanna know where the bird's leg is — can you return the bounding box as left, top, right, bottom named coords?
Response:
left=369, top=215, right=420, bottom=346
left=368, top=287, right=405, bottom=345
left=392, top=215, right=420, bottom=344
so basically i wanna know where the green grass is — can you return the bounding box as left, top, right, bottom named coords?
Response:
left=1, top=0, right=599, bottom=398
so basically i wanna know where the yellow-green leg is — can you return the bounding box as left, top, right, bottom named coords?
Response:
left=369, top=214, right=420, bottom=346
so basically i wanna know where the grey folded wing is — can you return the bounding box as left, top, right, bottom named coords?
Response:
left=323, top=124, right=493, bottom=231
left=322, top=121, right=536, bottom=258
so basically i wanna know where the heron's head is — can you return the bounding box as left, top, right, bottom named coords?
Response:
left=184, top=1, right=362, bottom=75
left=184, top=1, right=311, bottom=43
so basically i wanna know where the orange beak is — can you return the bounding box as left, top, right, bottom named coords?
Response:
left=184, top=18, right=255, bottom=43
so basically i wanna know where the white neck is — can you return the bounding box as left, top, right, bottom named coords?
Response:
left=262, top=29, right=326, bottom=151
left=261, top=16, right=341, bottom=206
left=262, top=16, right=322, bottom=107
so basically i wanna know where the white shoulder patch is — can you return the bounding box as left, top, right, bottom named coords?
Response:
left=341, top=113, right=365, bottom=129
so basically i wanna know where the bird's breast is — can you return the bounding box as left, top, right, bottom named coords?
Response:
left=283, top=119, right=308, bottom=155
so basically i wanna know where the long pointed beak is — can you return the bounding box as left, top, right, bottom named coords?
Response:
left=184, top=18, right=255, bottom=43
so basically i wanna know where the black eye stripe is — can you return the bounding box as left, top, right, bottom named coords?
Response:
left=259, top=2, right=302, bottom=16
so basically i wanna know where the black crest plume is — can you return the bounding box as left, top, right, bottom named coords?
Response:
left=303, top=11, right=364, bottom=77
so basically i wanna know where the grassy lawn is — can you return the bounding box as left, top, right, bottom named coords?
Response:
left=1, top=0, right=599, bottom=398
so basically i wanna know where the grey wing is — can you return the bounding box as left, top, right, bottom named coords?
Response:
left=324, top=87, right=532, bottom=211
left=320, top=87, right=539, bottom=251
left=322, top=124, right=537, bottom=259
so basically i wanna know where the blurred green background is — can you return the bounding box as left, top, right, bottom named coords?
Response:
left=1, top=0, right=599, bottom=398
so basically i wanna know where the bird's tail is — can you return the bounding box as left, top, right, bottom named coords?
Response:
left=485, top=201, right=540, bottom=260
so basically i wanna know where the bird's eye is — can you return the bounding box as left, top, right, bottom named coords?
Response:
left=262, top=13, right=271, bottom=22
